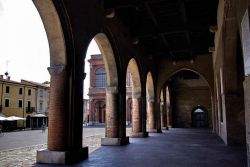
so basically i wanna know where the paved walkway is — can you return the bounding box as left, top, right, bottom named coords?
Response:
left=0, top=127, right=106, bottom=167
left=0, top=127, right=131, bottom=167
left=36, top=128, right=247, bottom=167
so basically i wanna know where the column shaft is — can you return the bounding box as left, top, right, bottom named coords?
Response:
left=48, top=70, right=69, bottom=151
left=106, top=88, right=118, bottom=138
left=132, top=97, right=142, bottom=133
left=147, top=101, right=155, bottom=129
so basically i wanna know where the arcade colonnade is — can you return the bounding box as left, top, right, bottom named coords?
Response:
left=32, top=0, right=250, bottom=166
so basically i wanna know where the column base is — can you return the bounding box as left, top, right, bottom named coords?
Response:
left=101, top=137, right=129, bottom=146
left=162, top=126, right=169, bottom=130
left=147, top=129, right=158, bottom=133
left=130, top=132, right=149, bottom=138
left=37, top=146, right=88, bottom=164
left=157, top=129, right=162, bottom=133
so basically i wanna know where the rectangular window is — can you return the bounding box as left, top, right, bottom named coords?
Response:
left=18, top=100, right=22, bottom=108
left=5, top=99, right=9, bottom=107
left=27, top=101, right=31, bottom=109
left=28, top=89, right=31, bottom=96
left=40, top=90, right=43, bottom=97
left=19, top=88, right=23, bottom=95
left=39, top=101, right=43, bottom=111
left=5, top=86, right=10, bottom=93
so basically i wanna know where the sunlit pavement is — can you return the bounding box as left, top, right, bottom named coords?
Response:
left=0, top=127, right=105, bottom=151
left=0, top=127, right=106, bottom=167
left=0, top=127, right=131, bottom=167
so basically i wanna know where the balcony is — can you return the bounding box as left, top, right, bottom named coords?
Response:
left=26, top=107, right=35, bottom=113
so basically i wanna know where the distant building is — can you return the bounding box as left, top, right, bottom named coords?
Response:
left=21, top=80, right=50, bottom=116
left=0, top=75, right=49, bottom=130
left=87, top=54, right=132, bottom=125
left=83, top=99, right=89, bottom=124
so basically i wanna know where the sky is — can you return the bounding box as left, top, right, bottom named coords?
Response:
left=0, top=0, right=100, bottom=99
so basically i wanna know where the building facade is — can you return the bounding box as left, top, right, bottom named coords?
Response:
left=21, top=80, right=50, bottom=116
left=0, top=75, right=49, bottom=129
left=87, top=54, right=132, bottom=125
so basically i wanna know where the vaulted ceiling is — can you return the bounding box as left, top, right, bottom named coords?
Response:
left=104, top=0, right=218, bottom=61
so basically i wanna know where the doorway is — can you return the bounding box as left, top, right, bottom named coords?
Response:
left=192, top=107, right=208, bottom=127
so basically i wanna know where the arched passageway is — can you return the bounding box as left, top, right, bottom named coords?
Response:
left=29, top=0, right=250, bottom=166
left=127, top=58, right=148, bottom=137
left=146, top=72, right=156, bottom=131
left=162, top=70, right=212, bottom=129
left=93, top=33, right=129, bottom=145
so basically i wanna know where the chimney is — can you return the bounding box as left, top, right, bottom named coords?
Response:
left=7, top=76, right=10, bottom=80
left=0, top=75, right=3, bottom=79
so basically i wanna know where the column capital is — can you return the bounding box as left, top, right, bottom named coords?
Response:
left=47, top=64, right=66, bottom=76
left=147, top=96, right=155, bottom=102
left=132, top=92, right=141, bottom=99
left=106, top=86, right=118, bottom=94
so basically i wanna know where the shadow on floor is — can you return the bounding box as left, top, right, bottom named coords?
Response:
left=35, top=128, right=247, bottom=167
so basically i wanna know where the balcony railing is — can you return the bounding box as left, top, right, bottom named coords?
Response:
left=26, top=107, right=35, bottom=113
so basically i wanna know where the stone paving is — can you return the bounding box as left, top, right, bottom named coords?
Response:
left=0, top=127, right=132, bottom=167
left=0, top=134, right=104, bottom=167
left=3, top=128, right=245, bottom=167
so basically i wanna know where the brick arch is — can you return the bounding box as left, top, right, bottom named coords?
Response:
left=33, top=0, right=70, bottom=152
left=94, top=33, right=118, bottom=87
left=33, top=0, right=66, bottom=65
left=146, top=72, right=156, bottom=130
left=160, top=68, right=213, bottom=129
left=146, top=72, right=154, bottom=99
left=158, top=67, right=213, bottom=99
left=127, top=58, right=142, bottom=96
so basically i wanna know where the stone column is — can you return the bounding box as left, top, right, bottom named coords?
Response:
left=244, top=77, right=250, bottom=166
left=160, top=102, right=165, bottom=129
left=47, top=65, right=69, bottom=151
left=166, top=101, right=171, bottom=128
left=37, top=65, right=88, bottom=164
left=131, top=93, right=148, bottom=137
left=156, top=99, right=162, bottom=133
left=101, top=86, right=129, bottom=145
left=162, top=88, right=168, bottom=130
left=147, top=97, right=156, bottom=132
left=88, top=98, right=94, bottom=125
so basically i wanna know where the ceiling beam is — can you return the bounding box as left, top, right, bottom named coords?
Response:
left=144, top=2, right=171, bottom=53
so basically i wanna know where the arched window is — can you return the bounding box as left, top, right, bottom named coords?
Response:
left=95, top=68, right=106, bottom=87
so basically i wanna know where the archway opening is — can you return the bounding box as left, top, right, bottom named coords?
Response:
left=0, top=0, right=51, bottom=165
left=146, top=72, right=155, bottom=130
left=126, top=58, right=142, bottom=136
left=163, top=70, right=212, bottom=128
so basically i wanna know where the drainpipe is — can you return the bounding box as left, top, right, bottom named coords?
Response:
left=23, top=86, right=25, bottom=128
left=1, top=82, right=3, bottom=112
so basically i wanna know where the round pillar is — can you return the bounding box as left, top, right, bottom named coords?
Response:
left=105, top=86, right=119, bottom=138
left=147, top=97, right=155, bottom=130
left=47, top=65, right=69, bottom=151
left=101, top=86, right=129, bottom=145
left=132, top=94, right=142, bottom=133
